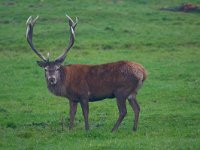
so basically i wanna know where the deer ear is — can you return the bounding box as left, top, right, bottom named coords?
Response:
left=37, top=61, right=46, bottom=68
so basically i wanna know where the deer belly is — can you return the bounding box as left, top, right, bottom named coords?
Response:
left=88, top=88, right=115, bottom=102
left=89, top=93, right=115, bottom=102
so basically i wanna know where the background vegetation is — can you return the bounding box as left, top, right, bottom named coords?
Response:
left=0, top=0, right=200, bottom=149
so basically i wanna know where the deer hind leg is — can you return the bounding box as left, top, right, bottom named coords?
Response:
left=112, top=98, right=127, bottom=132
left=128, top=94, right=140, bottom=131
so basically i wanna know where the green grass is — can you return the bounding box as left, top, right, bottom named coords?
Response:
left=0, top=0, right=200, bottom=149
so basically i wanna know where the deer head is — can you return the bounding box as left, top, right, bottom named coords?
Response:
left=26, top=15, right=78, bottom=85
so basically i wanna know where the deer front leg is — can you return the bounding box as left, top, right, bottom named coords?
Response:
left=69, top=100, right=78, bottom=130
left=80, top=100, right=89, bottom=130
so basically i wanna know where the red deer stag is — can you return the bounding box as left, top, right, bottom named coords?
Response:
left=26, top=15, right=147, bottom=132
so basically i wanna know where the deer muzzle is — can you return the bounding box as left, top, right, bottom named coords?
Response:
left=48, top=76, right=56, bottom=85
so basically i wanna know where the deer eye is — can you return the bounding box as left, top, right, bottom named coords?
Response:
left=56, top=66, right=60, bottom=71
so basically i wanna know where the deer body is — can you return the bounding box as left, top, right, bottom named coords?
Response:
left=47, top=61, right=146, bottom=101
left=26, top=15, right=147, bottom=131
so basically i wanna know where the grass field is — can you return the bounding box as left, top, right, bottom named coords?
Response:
left=0, top=0, right=200, bottom=149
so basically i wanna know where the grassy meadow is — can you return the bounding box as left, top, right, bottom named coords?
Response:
left=0, top=0, right=200, bottom=149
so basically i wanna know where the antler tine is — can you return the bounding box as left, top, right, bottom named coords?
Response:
left=55, top=15, right=78, bottom=63
left=26, top=16, right=47, bottom=62
left=66, top=15, right=78, bottom=28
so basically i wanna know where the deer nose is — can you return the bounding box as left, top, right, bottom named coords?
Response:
left=48, top=77, right=56, bottom=85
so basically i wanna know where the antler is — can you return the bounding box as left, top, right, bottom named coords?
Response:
left=55, top=15, right=78, bottom=63
left=26, top=16, right=47, bottom=62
